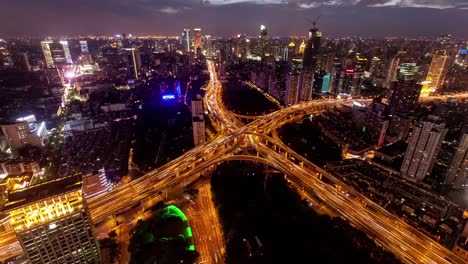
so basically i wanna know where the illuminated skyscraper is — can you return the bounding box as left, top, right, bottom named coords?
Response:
left=299, top=40, right=306, bottom=55
left=41, top=40, right=54, bottom=68
left=79, top=40, right=89, bottom=53
left=205, top=35, right=213, bottom=57
left=298, top=25, right=321, bottom=102
left=401, top=120, right=447, bottom=182
left=425, top=53, right=450, bottom=91
left=59, top=40, right=73, bottom=64
left=445, top=134, right=468, bottom=187
left=194, top=28, right=202, bottom=55
left=191, top=94, right=206, bottom=146
left=181, top=29, right=191, bottom=53
left=285, top=71, right=300, bottom=105
left=126, top=48, right=141, bottom=80
left=283, top=41, right=295, bottom=65
left=3, top=176, right=101, bottom=263
left=388, top=63, right=421, bottom=113
left=383, top=55, right=400, bottom=88
left=259, top=25, right=269, bottom=57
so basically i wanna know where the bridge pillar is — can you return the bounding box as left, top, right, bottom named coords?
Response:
left=284, top=152, right=288, bottom=159
left=300, top=161, right=304, bottom=168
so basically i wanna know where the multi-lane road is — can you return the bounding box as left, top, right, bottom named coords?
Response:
left=1, top=59, right=466, bottom=263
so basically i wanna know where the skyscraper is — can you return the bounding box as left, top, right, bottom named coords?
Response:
left=445, top=134, right=468, bottom=187
left=383, top=55, right=400, bottom=88
left=194, top=28, right=202, bottom=56
left=59, top=40, right=73, bottom=64
left=284, top=41, right=295, bottom=65
left=302, top=27, right=321, bottom=71
left=426, top=53, right=450, bottom=92
left=285, top=71, right=300, bottom=105
left=181, top=29, right=191, bottom=53
left=79, top=40, right=89, bottom=53
left=298, top=25, right=321, bottom=102
left=191, top=94, right=206, bottom=146
left=130, top=48, right=141, bottom=80
left=401, top=120, right=447, bottom=182
left=259, top=25, right=269, bottom=57
left=41, top=40, right=54, bottom=68
left=388, top=63, right=421, bottom=113
left=4, top=176, right=101, bottom=263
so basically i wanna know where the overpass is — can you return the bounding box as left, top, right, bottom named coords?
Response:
left=0, top=60, right=465, bottom=264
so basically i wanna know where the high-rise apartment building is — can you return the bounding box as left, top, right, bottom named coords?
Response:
left=401, top=120, right=447, bottom=182
left=425, top=53, right=450, bottom=91
left=3, top=176, right=101, bottom=263
left=191, top=94, right=206, bottom=146
left=445, top=134, right=468, bottom=187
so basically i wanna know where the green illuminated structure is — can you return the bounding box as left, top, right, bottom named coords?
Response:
left=159, top=205, right=195, bottom=251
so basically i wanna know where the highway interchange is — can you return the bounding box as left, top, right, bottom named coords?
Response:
left=0, top=59, right=466, bottom=263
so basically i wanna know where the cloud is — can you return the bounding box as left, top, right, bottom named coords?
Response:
left=159, top=7, right=181, bottom=14
left=368, top=0, right=457, bottom=9
left=203, top=0, right=468, bottom=10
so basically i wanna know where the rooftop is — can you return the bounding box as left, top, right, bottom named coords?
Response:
left=3, top=174, right=82, bottom=212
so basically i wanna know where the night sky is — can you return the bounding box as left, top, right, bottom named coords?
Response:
left=1, top=0, right=467, bottom=38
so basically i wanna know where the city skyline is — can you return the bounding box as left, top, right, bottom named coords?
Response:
left=1, top=0, right=468, bottom=38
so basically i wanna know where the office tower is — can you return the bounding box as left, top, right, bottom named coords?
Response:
left=181, top=29, right=190, bottom=53
left=354, top=54, right=368, bottom=72
left=298, top=70, right=314, bottom=101
left=283, top=41, right=295, bottom=65
left=259, top=25, right=269, bottom=57
left=319, top=53, right=334, bottom=73
left=41, top=40, right=54, bottom=68
left=384, top=55, right=400, bottom=88
left=1, top=122, right=43, bottom=155
left=312, top=70, right=326, bottom=98
left=445, top=134, right=468, bottom=187
left=285, top=71, right=300, bottom=105
left=205, top=35, right=213, bottom=57
left=80, top=40, right=89, bottom=53
left=59, top=40, right=73, bottom=64
left=4, top=176, right=101, bottom=263
left=130, top=48, right=141, bottom=80
left=369, top=56, right=382, bottom=76
left=298, top=25, right=321, bottom=102
left=388, top=63, right=421, bottom=113
left=425, top=53, right=450, bottom=91
left=191, top=94, right=206, bottom=146
left=299, top=40, right=306, bottom=55
left=321, top=72, right=331, bottom=94
left=401, top=120, right=447, bottom=182
left=302, top=26, right=321, bottom=71
left=193, top=28, right=203, bottom=51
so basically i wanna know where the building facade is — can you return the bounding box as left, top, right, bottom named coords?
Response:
left=401, top=121, right=447, bottom=182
